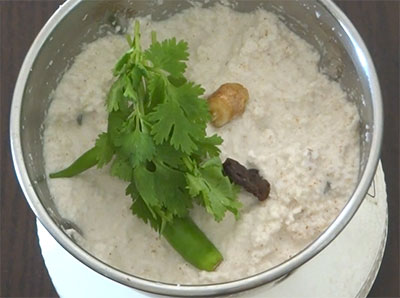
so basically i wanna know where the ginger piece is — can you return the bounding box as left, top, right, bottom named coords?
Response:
left=208, top=83, right=249, bottom=127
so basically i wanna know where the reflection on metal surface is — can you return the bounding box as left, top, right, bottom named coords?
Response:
left=367, top=178, right=376, bottom=198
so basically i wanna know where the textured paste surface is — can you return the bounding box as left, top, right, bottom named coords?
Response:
left=44, top=5, right=360, bottom=284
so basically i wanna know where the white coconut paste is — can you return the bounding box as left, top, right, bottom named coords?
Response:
left=44, top=5, right=360, bottom=284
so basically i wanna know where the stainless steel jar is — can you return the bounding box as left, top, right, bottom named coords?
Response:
left=10, top=0, right=383, bottom=296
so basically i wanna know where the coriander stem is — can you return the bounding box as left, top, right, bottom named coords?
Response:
left=182, top=156, right=194, bottom=172
left=151, top=31, right=157, bottom=44
left=126, top=34, right=133, bottom=47
left=134, top=21, right=142, bottom=64
left=138, top=78, right=146, bottom=114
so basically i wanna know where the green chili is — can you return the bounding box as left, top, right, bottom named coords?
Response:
left=49, top=147, right=99, bottom=178
left=162, top=217, right=223, bottom=271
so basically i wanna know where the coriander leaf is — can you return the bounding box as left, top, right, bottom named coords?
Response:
left=130, top=66, right=145, bottom=91
left=200, top=158, right=242, bottom=218
left=94, top=133, right=114, bottom=168
left=174, top=82, right=209, bottom=124
left=185, top=173, right=206, bottom=198
left=154, top=162, right=192, bottom=217
left=114, top=126, right=156, bottom=167
left=113, top=50, right=132, bottom=76
left=127, top=181, right=162, bottom=230
left=111, top=156, right=132, bottom=181
left=186, top=157, right=241, bottom=221
left=144, top=38, right=189, bottom=78
left=148, top=99, right=202, bottom=154
left=147, top=81, right=210, bottom=154
left=133, top=163, right=191, bottom=218
left=106, top=76, right=125, bottom=112
left=130, top=196, right=161, bottom=231
left=194, top=134, right=223, bottom=158
left=123, top=75, right=138, bottom=101
left=133, top=166, right=159, bottom=208
left=147, top=72, right=165, bottom=109
left=200, top=156, right=221, bottom=168
left=155, top=143, right=184, bottom=169
left=107, top=110, right=127, bottom=145
left=168, top=75, right=187, bottom=87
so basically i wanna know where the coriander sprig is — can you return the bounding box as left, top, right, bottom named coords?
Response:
left=50, top=21, right=241, bottom=271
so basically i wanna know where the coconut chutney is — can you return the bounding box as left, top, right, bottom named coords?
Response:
left=44, top=4, right=360, bottom=284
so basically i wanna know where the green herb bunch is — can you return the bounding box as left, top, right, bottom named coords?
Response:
left=50, top=22, right=241, bottom=271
